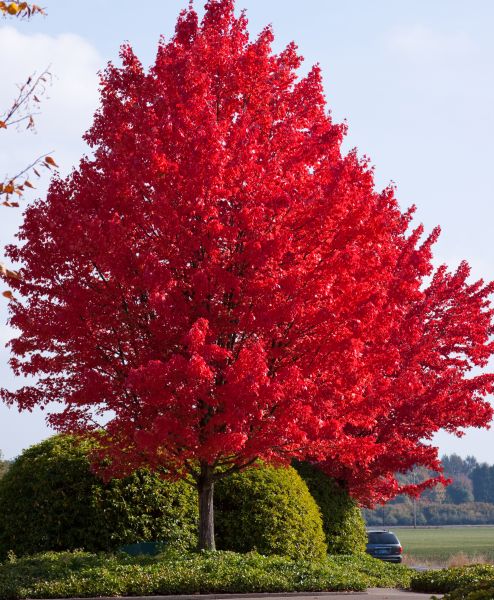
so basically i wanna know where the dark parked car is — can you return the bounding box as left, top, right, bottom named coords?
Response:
left=366, top=529, right=403, bottom=563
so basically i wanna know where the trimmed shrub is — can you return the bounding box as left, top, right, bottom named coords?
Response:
left=0, top=437, right=366, bottom=562
left=215, top=464, right=327, bottom=560
left=0, top=435, right=198, bottom=558
left=293, top=461, right=367, bottom=554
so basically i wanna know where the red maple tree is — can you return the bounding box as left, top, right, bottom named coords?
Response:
left=3, top=0, right=494, bottom=549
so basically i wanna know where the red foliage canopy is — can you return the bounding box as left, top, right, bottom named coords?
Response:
left=3, top=0, right=494, bottom=506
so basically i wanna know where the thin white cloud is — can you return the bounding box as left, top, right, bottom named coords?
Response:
left=387, top=25, right=476, bottom=63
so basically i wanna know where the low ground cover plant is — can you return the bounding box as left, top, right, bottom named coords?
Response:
left=0, top=550, right=412, bottom=599
left=411, top=563, right=494, bottom=594
left=437, top=580, right=494, bottom=600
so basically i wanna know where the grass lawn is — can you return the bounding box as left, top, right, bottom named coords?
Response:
left=393, top=526, right=494, bottom=565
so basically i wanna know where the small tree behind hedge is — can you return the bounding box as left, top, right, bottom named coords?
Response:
left=0, top=435, right=198, bottom=558
left=214, top=464, right=327, bottom=561
left=0, top=452, right=8, bottom=479
left=293, top=461, right=367, bottom=554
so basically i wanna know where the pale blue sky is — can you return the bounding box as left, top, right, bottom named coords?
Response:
left=1, top=1, right=494, bottom=461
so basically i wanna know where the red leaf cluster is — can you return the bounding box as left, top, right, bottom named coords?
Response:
left=3, top=0, right=494, bottom=505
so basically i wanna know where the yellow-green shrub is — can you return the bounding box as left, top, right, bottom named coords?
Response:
left=215, top=464, right=326, bottom=560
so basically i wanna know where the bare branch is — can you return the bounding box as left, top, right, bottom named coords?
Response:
left=1, top=67, right=51, bottom=128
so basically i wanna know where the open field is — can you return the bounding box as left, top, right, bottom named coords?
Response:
left=393, top=526, right=494, bottom=565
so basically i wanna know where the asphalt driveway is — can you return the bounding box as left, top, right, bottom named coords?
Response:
left=44, top=590, right=439, bottom=600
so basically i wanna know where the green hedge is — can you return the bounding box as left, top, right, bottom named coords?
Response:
left=293, top=461, right=367, bottom=554
left=215, top=464, right=327, bottom=560
left=0, top=435, right=198, bottom=557
left=0, top=436, right=371, bottom=562
left=0, top=550, right=413, bottom=598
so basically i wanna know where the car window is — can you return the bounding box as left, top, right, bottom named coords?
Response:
left=367, top=532, right=399, bottom=544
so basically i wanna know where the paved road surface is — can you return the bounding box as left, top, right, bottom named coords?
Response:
left=45, top=590, right=438, bottom=600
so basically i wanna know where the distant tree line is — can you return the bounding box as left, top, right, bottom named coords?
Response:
left=363, top=501, right=494, bottom=527
left=363, top=454, right=494, bottom=526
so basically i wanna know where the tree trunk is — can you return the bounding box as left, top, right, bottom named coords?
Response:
left=198, top=463, right=216, bottom=551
